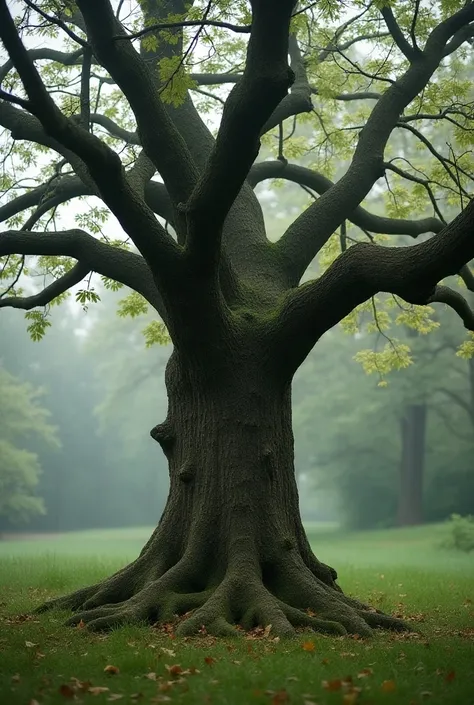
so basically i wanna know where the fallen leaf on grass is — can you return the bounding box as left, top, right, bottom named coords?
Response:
left=322, top=679, right=342, bottom=691
left=204, top=656, right=216, bottom=666
left=104, top=665, right=120, bottom=675
left=381, top=680, right=396, bottom=693
left=302, top=641, right=315, bottom=652
left=165, top=664, right=183, bottom=676
left=357, top=668, right=373, bottom=678
left=263, top=624, right=272, bottom=638
left=145, top=672, right=157, bottom=681
left=25, top=641, right=38, bottom=648
left=59, top=684, right=76, bottom=699
left=88, top=686, right=110, bottom=695
left=445, top=670, right=455, bottom=682
left=271, top=690, right=289, bottom=704
left=108, top=695, right=124, bottom=702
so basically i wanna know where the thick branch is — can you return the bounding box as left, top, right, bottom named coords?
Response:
left=275, top=198, right=474, bottom=373
left=249, top=161, right=443, bottom=238
left=0, top=0, right=179, bottom=276
left=0, top=262, right=89, bottom=310
left=381, top=6, right=420, bottom=61
left=0, top=229, right=163, bottom=314
left=0, top=171, right=174, bottom=232
left=76, top=0, right=197, bottom=207
left=185, top=0, right=295, bottom=268
left=427, top=285, right=474, bottom=330
left=261, top=34, right=312, bottom=134
left=275, top=2, right=474, bottom=285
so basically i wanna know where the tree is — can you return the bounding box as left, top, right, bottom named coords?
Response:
left=0, top=363, right=58, bottom=527
left=0, top=0, right=474, bottom=637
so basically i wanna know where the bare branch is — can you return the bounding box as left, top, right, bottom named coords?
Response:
left=427, top=284, right=474, bottom=330
left=0, top=228, right=163, bottom=313
left=22, top=0, right=88, bottom=47
left=115, top=18, right=252, bottom=41
left=89, top=113, right=139, bottom=144
left=0, top=262, right=89, bottom=310
left=261, top=34, right=312, bottom=135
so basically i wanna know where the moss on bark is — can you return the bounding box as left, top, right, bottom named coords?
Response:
left=37, top=349, right=409, bottom=637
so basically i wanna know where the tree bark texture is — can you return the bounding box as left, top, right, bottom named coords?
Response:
left=38, top=346, right=407, bottom=637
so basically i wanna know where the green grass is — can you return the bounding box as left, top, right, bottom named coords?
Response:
left=1, top=523, right=473, bottom=705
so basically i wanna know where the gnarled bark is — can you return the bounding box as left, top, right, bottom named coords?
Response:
left=38, top=346, right=408, bottom=637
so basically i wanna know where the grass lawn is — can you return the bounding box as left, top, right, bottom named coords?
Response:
left=0, top=523, right=473, bottom=705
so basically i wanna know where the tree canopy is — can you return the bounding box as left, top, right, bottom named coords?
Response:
left=0, top=0, right=473, bottom=358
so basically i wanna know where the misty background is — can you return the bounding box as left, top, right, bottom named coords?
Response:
left=1, top=168, right=473, bottom=536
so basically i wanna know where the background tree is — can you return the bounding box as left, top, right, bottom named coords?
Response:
left=1, top=0, right=474, bottom=637
left=0, top=363, right=58, bottom=528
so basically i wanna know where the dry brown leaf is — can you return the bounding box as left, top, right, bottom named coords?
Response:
left=58, top=684, right=76, bottom=699
left=357, top=667, right=373, bottom=678
left=302, top=641, right=315, bottom=652
left=104, top=665, right=120, bottom=675
left=381, top=680, right=396, bottom=692
left=165, top=664, right=182, bottom=676
left=88, top=686, right=110, bottom=695
left=322, top=679, right=342, bottom=691
left=271, top=690, right=289, bottom=704
left=204, top=656, right=216, bottom=666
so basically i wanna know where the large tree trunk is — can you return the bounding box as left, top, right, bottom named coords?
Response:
left=37, top=349, right=406, bottom=637
left=397, top=403, right=427, bottom=526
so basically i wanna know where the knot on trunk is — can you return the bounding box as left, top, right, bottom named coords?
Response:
left=150, top=420, right=175, bottom=456
left=262, top=446, right=275, bottom=479
left=179, top=464, right=196, bottom=484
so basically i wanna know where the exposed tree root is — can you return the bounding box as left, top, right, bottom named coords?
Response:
left=36, top=551, right=411, bottom=637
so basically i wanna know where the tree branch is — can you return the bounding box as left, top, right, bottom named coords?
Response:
left=0, top=0, right=180, bottom=279
left=427, top=285, right=474, bottom=330
left=275, top=198, right=474, bottom=374
left=0, top=228, right=164, bottom=314
left=380, top=6, right=420, bottom=61
left=249, top=161, right=444, bottom=236
left=76, top=0, right=198, bottom=207
left=260, top=34, right=312, bottom=135
left=0, top=262, right=89, bottom=310
left=274, top=2, right=474, bottom=285
left=184, top=0, right=295, bottom=269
